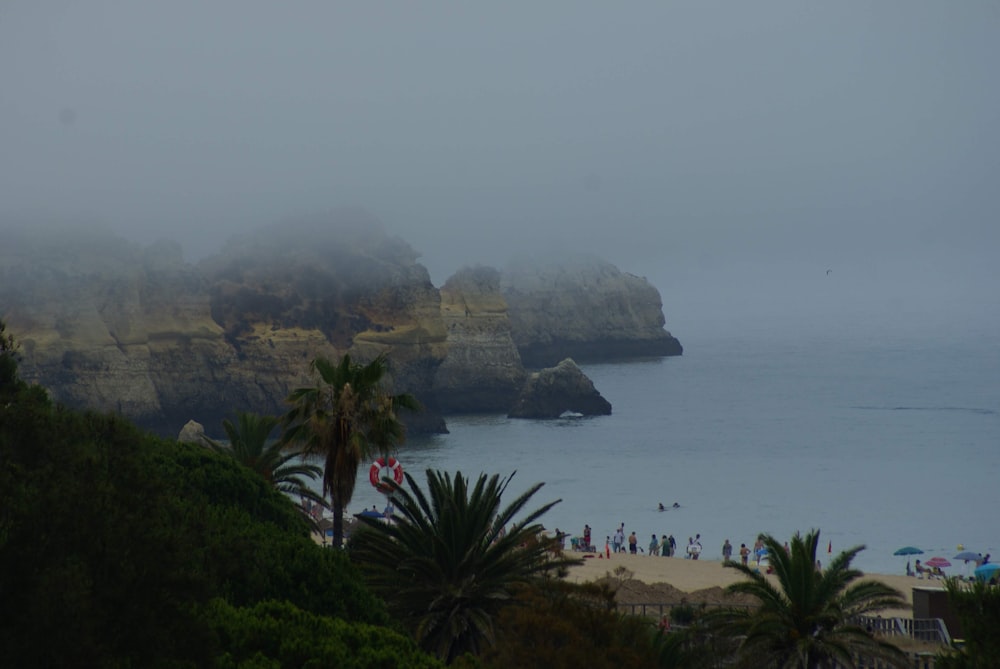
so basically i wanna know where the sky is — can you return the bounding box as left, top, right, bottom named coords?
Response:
left=2, top=1, right=998, bottom=341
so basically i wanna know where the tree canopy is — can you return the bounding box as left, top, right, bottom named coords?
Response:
left=0, top=326, right=434, bottom=667
left=705, top=529, right=908, bottom=669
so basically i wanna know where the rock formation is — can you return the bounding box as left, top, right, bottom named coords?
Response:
left=177, top=419, right=209, bottom=446
left=507, top=358, right=612, bottom=419
left=433, top=266, right=526, bottom=412
left=1, top=216, right=681, bottom=437
left=501, top=256, right=682, bottom=368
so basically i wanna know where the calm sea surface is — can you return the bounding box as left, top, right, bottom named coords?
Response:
left=347, top=331, right=1000, bottom=576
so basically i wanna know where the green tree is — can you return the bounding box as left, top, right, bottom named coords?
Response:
left=481, top=579, right=661, bottom=668
left=205, top=411, right=326, bottom=518
left=0, top=368, right=393, bottom=667
left=706, top=529, right=908, bottom=669
left=0, top=318, right=23, bottom=393
left=936, top=578, right=1000, bottom=668
left=350, top=469, right=582, bottom=663
left=281, top=353, right=419, bottom=547
left=202, top=598, right=443, bottom=669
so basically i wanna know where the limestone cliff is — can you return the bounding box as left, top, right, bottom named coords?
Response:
left=433, top=266, right=525, bottom=412
left=501, top=256, right=683, bottom=368
left=1, top=221, right=682, bottom=437
left=1, top=217, right=448, bottom=436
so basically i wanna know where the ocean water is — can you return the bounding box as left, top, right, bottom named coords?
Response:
left=347, top=331, right=1000, bottom=577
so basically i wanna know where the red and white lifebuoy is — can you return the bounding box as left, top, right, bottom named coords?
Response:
left=369, top=457, right=404, bottom=491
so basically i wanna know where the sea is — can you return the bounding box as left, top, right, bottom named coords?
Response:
left=346, top=327, right=999, bottom=577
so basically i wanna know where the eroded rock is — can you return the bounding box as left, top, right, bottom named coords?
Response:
left=508, top=358, right=612, bottom=419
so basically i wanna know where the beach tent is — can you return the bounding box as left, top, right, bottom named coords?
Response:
left=974, top=563, right=1000, bottom=582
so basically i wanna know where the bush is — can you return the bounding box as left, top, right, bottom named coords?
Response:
left=0, top=368, right=399, bottom=667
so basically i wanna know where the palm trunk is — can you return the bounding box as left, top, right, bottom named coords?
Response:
left=332, top=499, right=344, bottom=547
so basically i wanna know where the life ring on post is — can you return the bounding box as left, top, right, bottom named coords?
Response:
left=369, top=457, right=404, bottom=491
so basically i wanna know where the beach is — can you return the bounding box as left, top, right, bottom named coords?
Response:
left=563, top=552, right=926, bottom=617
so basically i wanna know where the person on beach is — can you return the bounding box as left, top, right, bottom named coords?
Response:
left=740, top=543, right=750, bottom=566
left=628, top=531, right=638, bottom=554
left=614, top=524, right=625, bottom=553
left=660, top=535, right=669, bottom=557
left=722, top=539, right=733, bottom=561
left=605, top=536, right=611, bottom=559
left=668, top=534, right=676, bottom=556
left=583, top=524, right=591, bottom=550
left=649, top=534, right=659, bottom=556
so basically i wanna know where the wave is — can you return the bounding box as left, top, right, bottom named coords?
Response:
left=851, top=406, right=995, bottom=415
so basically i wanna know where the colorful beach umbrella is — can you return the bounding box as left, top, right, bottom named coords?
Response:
left=954, top=550, right=980, bottom=561
left=925, top=557, right=951, bottom=568
left=974, top=563, right=1000, bottom=581
left=893, top=546, right=924, bottom=556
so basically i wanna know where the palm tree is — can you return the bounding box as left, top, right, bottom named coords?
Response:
left=280, top=353, right=419, bottom=547
left=706, top=529, right=908, bottom=669
left=204, top=411, right=326, bottom=518
left=350, top=469, right=582, bottom=663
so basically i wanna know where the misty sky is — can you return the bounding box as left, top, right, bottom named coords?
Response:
left=2, top=2, right=997, bottom=340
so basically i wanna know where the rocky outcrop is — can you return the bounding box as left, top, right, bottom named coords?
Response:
left=501, top=256, right=682, bottom=368
left=1, top=219, right=681, bottom=437
left=508, top=358, right=612, bottom=419
left=433, top=266, right=526, bottom=412
left=178, top=419, right=209, bottom=446
left=0, top=216, right=448, bottom=437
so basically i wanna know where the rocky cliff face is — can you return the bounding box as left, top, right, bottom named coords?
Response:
left=1, top=218, right=447, bottom=436
left=501, top=256, right=683, bottom=368
left=433, top=266, right=526, bottom=412
left=1, top=220, right=681, bottom=437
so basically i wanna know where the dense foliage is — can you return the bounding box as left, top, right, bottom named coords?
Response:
left=0, top=325, right=431, bottom=667
left=351, top=469, right=581, bottom=663
left=936, top=579, right=1000, bottom=668
left=203, top=599, right=442, bottom=669
left=705, top=529, right=908, bottom=669
left=204, top=411, right=327, bottom=515
left=480, top=579, right=660, bottom=668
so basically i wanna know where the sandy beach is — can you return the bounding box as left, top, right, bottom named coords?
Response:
left=563, top=553, right=930, bottom=616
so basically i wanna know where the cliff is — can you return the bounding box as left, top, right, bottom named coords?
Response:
left=1, top=219, right=682, bottom=437
left=1, top=217, right=448, bottom=436
left=433, top=266, right=526, bottom=412
left=501, top=256, right=683, bottom=368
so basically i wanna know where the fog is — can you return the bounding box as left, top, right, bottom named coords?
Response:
left=3, top=2, right=997, bottom=340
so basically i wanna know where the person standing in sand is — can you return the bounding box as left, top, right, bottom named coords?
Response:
left=614, top=524, right=625, bottom=554
left=660, top=535, right=669, bottom=557
left=722, top=539, right=733, bottom=562
left=740, top=543, right=750, bottom=566
left=628, top=531, right=638, bottom=554
left=649, top=534, right=659, bottom=556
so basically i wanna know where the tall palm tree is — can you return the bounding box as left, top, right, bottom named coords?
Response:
left=350, top=469, right=582, bottom=664
left=706, top=529, right=908, bottom=669
left=280, top=353, right=419, bottom=547
left=204, top=411, right=326, bottom=515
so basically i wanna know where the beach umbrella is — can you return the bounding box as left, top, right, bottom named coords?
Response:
left=974, top=563, right=1000, bottom=581
left=357, top=509, right=384, bottom=519
left=925, top=557, right=951, bottom=569
left=893, top=546, right=924, bottom=556
left=954, top=550, right=980, bottom=561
